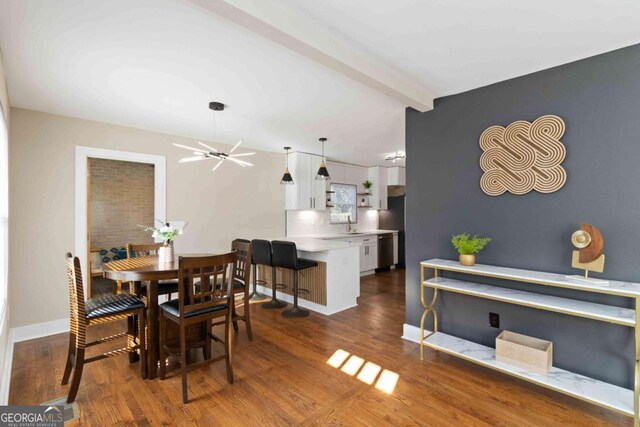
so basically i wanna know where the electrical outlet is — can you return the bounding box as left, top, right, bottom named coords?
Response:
left=489, top=312, right=500, bottom=328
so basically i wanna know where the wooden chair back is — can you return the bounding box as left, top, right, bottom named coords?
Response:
left=232, top=239, right=252, bottom=293
left=177, top=253, right=237, bottom=319
left=126, top=242, right=164, bottom=258
left=65, top=253, right=86, bottom=339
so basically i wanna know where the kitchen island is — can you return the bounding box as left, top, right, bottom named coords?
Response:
left=255, top=236, right=360, bottom=315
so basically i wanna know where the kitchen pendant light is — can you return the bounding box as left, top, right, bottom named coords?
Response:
left=315, top=137, right=331, bottom=180
left=280, top=146, right=294, bottom=185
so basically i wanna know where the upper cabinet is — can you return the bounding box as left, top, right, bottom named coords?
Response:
left=368, top=166, right=388, bottom=210
left=326, top=161, right=368, bottom=193
left=286, top=158, right=392, bottom=211
left=285, top=152, right=327, bottom=211
left=387, top=166, right=406, bottom=186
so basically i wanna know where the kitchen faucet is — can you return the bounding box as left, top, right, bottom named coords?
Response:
left=347, top=215, right=352, bottom=233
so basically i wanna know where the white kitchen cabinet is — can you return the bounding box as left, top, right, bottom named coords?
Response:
left=327, top=161, right=368, bottom=190
left=326, top=161, right=345, bottom=181
left=387, top=166, right=406, bottom=186
left=368, top=166, right=388, bottom=210
left=309, top=154, right=328, bottom=211
left=345, top=165, right=368, bottom=190
left=363, top=239, right=378, bottom=272
left=285, top=152, right=327, bottom=211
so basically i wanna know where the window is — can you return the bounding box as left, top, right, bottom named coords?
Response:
left=330, top=183, right=357, bottom=224
left=0, top=110, right=6, bottom=311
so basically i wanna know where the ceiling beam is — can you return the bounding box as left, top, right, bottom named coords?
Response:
left=184, top=0, right=435, bottom=112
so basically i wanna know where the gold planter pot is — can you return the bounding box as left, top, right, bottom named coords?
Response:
left=459, top=254, right=476, bottom=266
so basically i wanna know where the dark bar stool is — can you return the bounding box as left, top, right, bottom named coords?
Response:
left=251, top=239, right=287, bottom=309
left=271, top=241, right=317, bottom=318
left=247, top=240, right=268, bottom=302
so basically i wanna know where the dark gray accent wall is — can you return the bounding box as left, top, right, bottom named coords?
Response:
left=405, top=44, right=640, bottom=389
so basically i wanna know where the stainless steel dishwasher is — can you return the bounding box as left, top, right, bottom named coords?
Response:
left=378, top=233, right=394, bottom=269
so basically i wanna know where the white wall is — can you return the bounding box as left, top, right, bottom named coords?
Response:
left=9, top=108, right=285, bottom=328
left=0, top=49, right=10, bottom=403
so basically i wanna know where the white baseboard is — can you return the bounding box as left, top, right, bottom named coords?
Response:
left=256, top=285, right=357, bottom=316
left=1, top=336, right=11, bottom=405
left=10, top=318, right=69, bottom=343
left=0, top=304, right=9, bottom=405
left=0, top=317, right=69, bottom=404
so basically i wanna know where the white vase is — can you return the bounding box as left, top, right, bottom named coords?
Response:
left=158, top=241, right=174, bottom=264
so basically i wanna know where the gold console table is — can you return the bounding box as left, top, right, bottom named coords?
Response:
left=420, top=258, right=640, bottom=425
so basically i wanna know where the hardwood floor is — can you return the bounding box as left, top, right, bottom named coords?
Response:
left=10, top=269, right=629, bottom=425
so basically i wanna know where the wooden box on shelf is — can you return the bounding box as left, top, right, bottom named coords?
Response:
left=496, top=330, right=552, bottom=375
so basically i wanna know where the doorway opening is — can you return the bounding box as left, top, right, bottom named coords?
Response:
left=75, top=147, right=166, bottom=297
left=88, top=158, right=155, bottom=296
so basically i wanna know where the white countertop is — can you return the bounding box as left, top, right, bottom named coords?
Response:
left=299, top=230, right=399, bottom=240
left=263, top=230, right=398, bottom=252
left=265, top=237, right=358, bottom=252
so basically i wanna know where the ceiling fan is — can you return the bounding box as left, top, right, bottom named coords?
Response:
left=173, top=140, right=255, bottom=172
left=385, top=150, right=406, bottom=163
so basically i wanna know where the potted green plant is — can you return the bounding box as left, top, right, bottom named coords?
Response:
left=363, top=180, right=373, bottom=194
left=451, top=233, right=491, bottom=266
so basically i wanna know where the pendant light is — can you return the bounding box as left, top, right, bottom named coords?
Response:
left=280, top=147, right=294, bottom=185
left=315, top=137, right=331, bottom=180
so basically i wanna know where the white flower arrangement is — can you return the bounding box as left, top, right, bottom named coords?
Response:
left=139, top=219, right=187, bottom=246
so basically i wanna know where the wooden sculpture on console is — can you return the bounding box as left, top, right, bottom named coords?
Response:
left=566, top=223, right=608, bottom=285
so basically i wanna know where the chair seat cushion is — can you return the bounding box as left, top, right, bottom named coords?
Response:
left=86, top=293, right=145, bottom=319
left=295, top=258, right=318, bottom=271
left=194, top=278, right=245, bottom=293
left=140, top=280, right=179, bottom=295
left=159, top=298, right=228, bottom=319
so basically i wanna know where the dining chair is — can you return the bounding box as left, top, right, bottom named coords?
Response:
left=229, top=239, right=253, bottom=340
left=62, top=253, right=146, bottom=403
left=158, top=253, right=236, bottom=404
left=126, top=242, right=179, bottom=298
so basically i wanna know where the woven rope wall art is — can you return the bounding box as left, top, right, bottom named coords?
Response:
left=479, top=115, right=567, bottom=196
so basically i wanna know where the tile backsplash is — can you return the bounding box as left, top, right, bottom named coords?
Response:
left=286, top=209, right=379, bottom=236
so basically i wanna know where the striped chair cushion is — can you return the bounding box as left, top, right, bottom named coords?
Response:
left=85, top=293, right=145, bottom=319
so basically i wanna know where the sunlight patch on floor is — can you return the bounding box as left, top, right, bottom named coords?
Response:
left=375, top=369, right=399, bottom=394
left=327, top=349, right=350, bottom=368
left=326, top=349, right=398, bottom=394
left=357, top=362, right=381, bottom=385
left=341, top=355, right=365, bottom=376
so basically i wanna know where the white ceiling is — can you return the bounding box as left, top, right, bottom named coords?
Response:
left=0, top=0, right=406, bottom=166
left=272, top=0, right=640, bottom=96
left=1, top=0, right=639, bottom=167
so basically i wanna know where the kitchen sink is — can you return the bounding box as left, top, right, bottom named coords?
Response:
left=340, top=232, right=365, bottom=235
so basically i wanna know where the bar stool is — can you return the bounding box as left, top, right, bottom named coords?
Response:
left=247, top=241, right=268, bottom=302
left=252, top=239, right=287, bottom=309
left=271, top=240, right=317, bottom=318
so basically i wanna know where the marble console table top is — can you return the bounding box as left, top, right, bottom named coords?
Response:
left=422, top=258, right=640, bottom=298
left=424, top=277, right=634, bottom=326
left=423, top=331, right=633, bottom=416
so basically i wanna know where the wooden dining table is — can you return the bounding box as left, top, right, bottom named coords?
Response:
left=103, top=254, right=216, bottom=379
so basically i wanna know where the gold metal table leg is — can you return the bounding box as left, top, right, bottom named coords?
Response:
left=635, top=297, right=639, bottom=427
left=420, top=266, right=439, bottom=360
